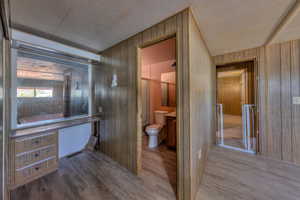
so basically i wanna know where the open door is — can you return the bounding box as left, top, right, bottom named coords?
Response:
left=216, top=61, right=258, bottom=153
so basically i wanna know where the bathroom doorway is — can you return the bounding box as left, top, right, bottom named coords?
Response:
left=138, top=37, right=177, bottom=199
left=216, top=61, right=259, bottom=153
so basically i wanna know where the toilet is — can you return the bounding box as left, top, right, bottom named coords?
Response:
left=146, top=110, right=168, bottom=148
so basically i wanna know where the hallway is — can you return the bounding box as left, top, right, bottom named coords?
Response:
left=196, top=147, right=300, bottom=200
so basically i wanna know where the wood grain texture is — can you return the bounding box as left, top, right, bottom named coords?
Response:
left=280, top=42, right=292, bottom=162
left=217, top=76, right=242, bottom=115
left=291, top=40, right=300, bottom=164
left=95, top=9, right=192, bottom=200
left=188, top=12, right=215, bottom=200
left=11, top=150, right=177, bottom=200
left=9, top=131, right=58, bottom=190
left=214, top=38, right=300, bottom=165
left=266, top=44, right=282, bottom=160
left=196, top=147, right=300, bottom=200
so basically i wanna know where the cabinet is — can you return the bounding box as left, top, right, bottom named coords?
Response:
left=9, top=131, right=58, bottom=189
left=166, top=117, right=176, bottom=148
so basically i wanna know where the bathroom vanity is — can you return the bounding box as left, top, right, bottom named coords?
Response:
left=165, top=112, right=176, bottom=149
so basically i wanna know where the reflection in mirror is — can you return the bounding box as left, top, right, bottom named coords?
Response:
left=14, top=46, right=89, bottom=126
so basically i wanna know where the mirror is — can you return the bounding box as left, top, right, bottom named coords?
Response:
left=161, top=82, right=169, bottom=106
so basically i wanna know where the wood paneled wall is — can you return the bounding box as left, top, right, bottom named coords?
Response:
left=217, top=76, right=242, bottom=115
left=188, top=12, right=216, bottom=200
left=214, top=39, right=300, bottom=165
left=96, top=9, right=192, bottom=200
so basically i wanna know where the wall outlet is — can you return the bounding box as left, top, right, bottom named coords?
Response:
left=198, top=149, right=202, bottom=160
left=98, top=106, right=103, bottom=113
left=293, top=97, right=300, bottom=105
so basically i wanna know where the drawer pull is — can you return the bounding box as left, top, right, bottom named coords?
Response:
left=34, top=153, right=39, bottom=158
left=35, top=167, right=40, bottom=171
left=34, top=140, right=40, bottom=145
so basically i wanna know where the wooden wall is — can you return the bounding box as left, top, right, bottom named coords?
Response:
left=214, top=39, right=300, bottom=165
left=0, top=15, right=4, bottom=200
left=96, top=9, right=191, bottom=200
left=188, top=12, right=216, bottom=200
left=217, top=76, right=242, bottom=115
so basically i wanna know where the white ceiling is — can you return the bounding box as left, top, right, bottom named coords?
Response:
left=10, top=0, right=300, bottom=56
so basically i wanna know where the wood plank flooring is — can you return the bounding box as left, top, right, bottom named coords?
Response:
left=196, top=147, right=300, bottom=200
left=140, top=135, right=177, bottom=200
left=11, top=136, right=177, bottom=200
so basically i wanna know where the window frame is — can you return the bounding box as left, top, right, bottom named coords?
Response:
left=11, top=43, right=93, bottom=129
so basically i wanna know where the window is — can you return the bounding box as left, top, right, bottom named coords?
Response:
left=13, top=42, right=90, bottom=127
left=17, top=87, right=53, bottom=98
left=17, top=87, right=35, bottom=98
left=35, top=88, right=53, bottom=97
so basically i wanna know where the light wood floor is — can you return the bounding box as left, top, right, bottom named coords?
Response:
left=11, top=136, right=177, bottom=200
left=141, top=135, right=177, bottom=199
left=196, top=147, right=300, bottom=200
left=223, top=114, right=244, bottom=148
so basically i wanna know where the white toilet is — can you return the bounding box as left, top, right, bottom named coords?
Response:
left=146, top=110, right=168, bottom=148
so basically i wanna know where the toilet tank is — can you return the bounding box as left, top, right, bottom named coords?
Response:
left=154, top=111, right=168, bottom=125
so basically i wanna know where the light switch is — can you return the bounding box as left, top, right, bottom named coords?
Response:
left=293, top=97, right=300, bottom=105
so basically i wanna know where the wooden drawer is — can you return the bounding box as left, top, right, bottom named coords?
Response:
left=15, top=145, right=57, bottom=169
left=15, top=132, right=57, bottom=154
left=15, top=157, right=57, bottom=186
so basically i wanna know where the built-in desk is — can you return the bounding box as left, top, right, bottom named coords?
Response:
left=12, top=116, right=101, bottom=138
left=9, top=116, right=102, bottom=190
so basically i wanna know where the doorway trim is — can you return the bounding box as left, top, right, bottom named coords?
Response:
left=136, top=34, right=183, bottom=199
left=215, top=59, right=260, bottom=153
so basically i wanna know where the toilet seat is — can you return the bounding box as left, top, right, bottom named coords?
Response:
left=146, top=124, right=163, bottom=132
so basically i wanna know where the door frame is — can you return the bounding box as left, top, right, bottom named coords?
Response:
left=215, top=59, right=260, bottom=153
left=136, top=34, right=182, bottom=199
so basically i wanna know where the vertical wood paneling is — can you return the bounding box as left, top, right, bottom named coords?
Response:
left=175, top=12, right=185, bottom=200
left=280, top=42, right=292, bottom=162
left=291, top=40, right=300, bottom=164
left=214, top=39, right=300, bottom=166
left=188, top=11, right=215, bottom=200
left=266, top=44, right=282, bottom=160
left=95, top=9, right=191, bottom=200
left=258, top=47, right=268, bottom=155
left=182, top=10, right=192, bottom=200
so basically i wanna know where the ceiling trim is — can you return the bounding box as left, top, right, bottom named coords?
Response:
left=12, top=29, right=101, bottom=62
left=265, top=0, right=300, bottom=45
left=12, top=22, right=100, bottom=53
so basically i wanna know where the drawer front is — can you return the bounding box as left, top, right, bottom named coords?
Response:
left=15, top=132, right=57, bottom=154
left=15, top=157, right=57, bottom=185
left=15, top=145, right=57, bottom=169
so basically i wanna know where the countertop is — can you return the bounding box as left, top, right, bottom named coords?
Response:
left=11, top=116, right=102, bottom=138
left=165, top=112, right=176, bottom=118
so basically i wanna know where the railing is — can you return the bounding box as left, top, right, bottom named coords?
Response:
left=216, top=104, right=224, bottom=145
left=216, top=103, right=256, bottom=154
left=242, top=104, right=256, bottom=152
